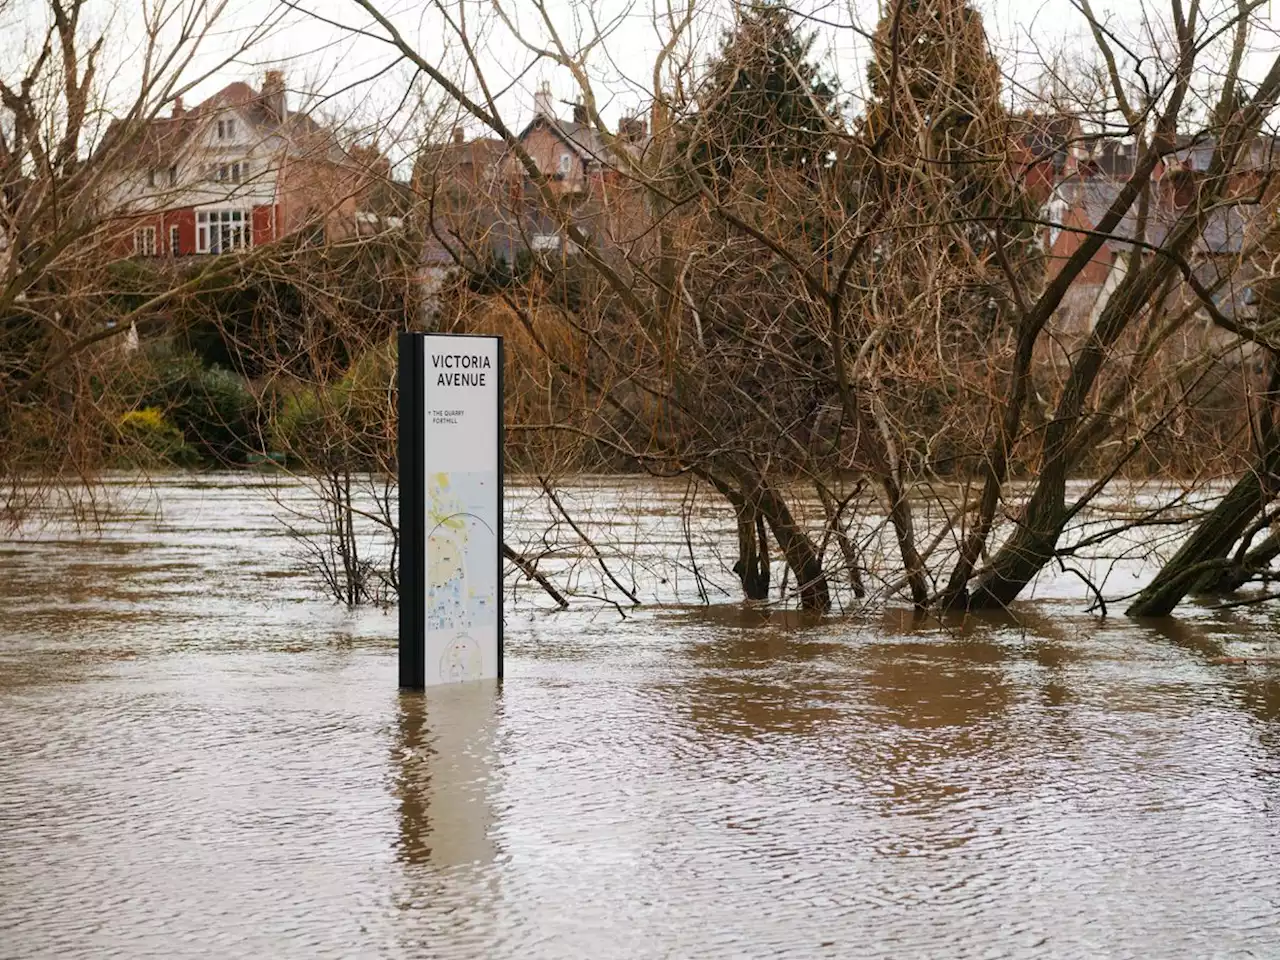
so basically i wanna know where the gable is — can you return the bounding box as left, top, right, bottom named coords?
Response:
left=519, top=117, right=594, bottom=159
left=193, top=106, right=255, bottom=152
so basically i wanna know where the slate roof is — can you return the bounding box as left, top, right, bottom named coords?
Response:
left=1061, top=175, right=1257, bottom=255
left=413, top=136, right=506, bottom=190
left=1087, top=140, right=1138, bottom=178
left=515, top=114, right=646, bottom=169
left=1013, top=113, right=1078, bottom=172
left=99, top=115, right=195, bottom=168
left=519, top=116, right=609, bottom=162
left=194, top=81, right=325, bottom=139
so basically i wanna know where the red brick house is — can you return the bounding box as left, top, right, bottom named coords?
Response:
left=1042, top=133, right=1276, bottom=333
left=1011, top=113, right=1087, bottom=205
left=508, top=85, right=646, bottom=201
left=103, top=72, right=386, bottom=258
left=413, top=87, right=649, bottom=266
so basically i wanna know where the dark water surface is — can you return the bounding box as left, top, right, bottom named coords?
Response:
left=2, top=476, right=1279, bottom=958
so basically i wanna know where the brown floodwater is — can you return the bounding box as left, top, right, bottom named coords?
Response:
left=2, top=475, right=1279, bottom=958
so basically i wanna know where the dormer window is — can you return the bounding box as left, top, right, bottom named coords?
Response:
left=217, top=118, right=235, bottom=140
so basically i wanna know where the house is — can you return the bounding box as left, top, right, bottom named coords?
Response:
left=1043, top=137, right=1270, bottom=334
left=511, top=84, right=645, bottom=199
left=103, top=72, right=386, bottom=258
left=415, top=127, right=507, bottom=204
left=1011, top=112, right=1087, bottom=204
left=413, top=89, right=648, bottom=268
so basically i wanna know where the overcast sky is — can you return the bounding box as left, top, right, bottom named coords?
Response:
left=224, top=0, right=1101, bottom=126
left=7, top=0, right=1275, bottom=164
left=248, top=1, right=1280, bottom=143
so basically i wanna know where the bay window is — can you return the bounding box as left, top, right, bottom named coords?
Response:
left=196, top=209, right=250, bottom=254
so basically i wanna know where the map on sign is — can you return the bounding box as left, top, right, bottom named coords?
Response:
left=427, top=471, right=498, bottom=682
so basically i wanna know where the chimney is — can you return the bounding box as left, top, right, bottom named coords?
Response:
left=572, top=102, right=588, bottom=125
left=619, top=115, right=647, bottom=143
left=172, top=96, right=184, bottom=118
left=262, top=70, right=287, bottom=121
left=452, top=126, right=465, bottom=145
left=533, top=82, right=555, bottom=120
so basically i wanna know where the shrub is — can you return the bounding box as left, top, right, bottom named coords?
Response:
left=130, top=349, right=258, bottom=464
left=116, top=407, right=200, bottom=467
left=270, top=337, right=396, bottom=469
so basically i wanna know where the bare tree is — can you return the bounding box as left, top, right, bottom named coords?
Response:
left=0, top=0, right=285, bottom=517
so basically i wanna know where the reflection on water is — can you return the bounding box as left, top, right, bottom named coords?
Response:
left=2, top=475, right=1280, bottom=958
left=394, top=684, right=499, bottom=868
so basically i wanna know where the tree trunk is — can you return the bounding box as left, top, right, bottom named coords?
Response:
left=732, top=503, right=771, bottom=601
left=965, top=465, right=1069, bottom=609
left=1204, top=529, right=1280, bottom=595
left=966, top=190, right=1221, bottom=608
left=754, top=480, right=830, bottom=612
left=1128, top=362, right=1280, bottom=616
left=816, top=482, right=866, bottom=599
left=1126, top=469, right=1269, bottom=616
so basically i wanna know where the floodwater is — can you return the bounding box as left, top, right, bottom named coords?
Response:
left=2, top=475, right=1279, bottom=959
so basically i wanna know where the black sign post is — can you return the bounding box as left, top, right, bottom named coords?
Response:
left=398, top=331, right=427, bottom=689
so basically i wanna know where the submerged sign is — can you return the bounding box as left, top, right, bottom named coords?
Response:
left=399, top=332, right=503, bottom=689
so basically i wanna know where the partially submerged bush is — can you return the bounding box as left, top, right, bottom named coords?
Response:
left=271, top=336, right=396, bottom=470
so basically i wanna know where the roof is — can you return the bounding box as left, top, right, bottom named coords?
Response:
left=1014, top=113, right=1078, bottom=164
left=362, top=178, right=415, bottom=218
left=193, top=81, right=323, bottom=139
left=450, top=138, right=506, bottom=168
left=414, top=136, right=506, bottom=188
left=98, top=115, right=196, bottom=168
left=516, top=114, right=644, bottom=167
left=1170, top=133, right=1280, bottom=173
left=99, top=78, right=337, bottom=170
left=1086, top=140, right=1138, bottom=178
left=1060, top=175, right=1259, bottom=256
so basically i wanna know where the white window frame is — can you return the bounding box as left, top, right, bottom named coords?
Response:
left=169, top=224, right=181, bottom=256
left=211, top=160, right=249, bottom=184
left=133, top=226, right=157, bottom=256
left=558, top=152, right=572, bottom=175
left=196, top=209, right=250, bottom=254
left=216, top=118, right=235, bottom=140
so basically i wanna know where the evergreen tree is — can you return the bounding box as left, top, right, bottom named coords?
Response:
left=856, top=0, right=1040, bottom=334
left=690, top=1, right=843, bottom=186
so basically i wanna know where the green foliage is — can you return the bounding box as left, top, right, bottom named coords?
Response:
left=129, top=349, right=258, bottom=465
left=271, top=337, right=396, bottom=470
left=272, top=386, right=328, bottom=459
left=690, top=1, right=843, bottom=185
left=116, top=407, right=201, bottom=467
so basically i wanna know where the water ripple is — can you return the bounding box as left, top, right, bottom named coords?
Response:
left=2, top=476, right=1279, bottom=958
